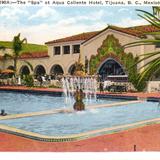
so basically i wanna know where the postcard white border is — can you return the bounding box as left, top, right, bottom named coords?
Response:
left=1, top=152, right=160, bottom=160
left=0, top=1, right=159, bottom=160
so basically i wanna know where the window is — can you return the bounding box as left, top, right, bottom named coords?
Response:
left=54, top=46, right=61, bottom=55
left=63, top=45, right=70, bottom=54
left=73, top=45, right=80, bottom=54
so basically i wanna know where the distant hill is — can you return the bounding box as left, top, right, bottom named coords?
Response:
left=0, top=41, right=48, bottom=53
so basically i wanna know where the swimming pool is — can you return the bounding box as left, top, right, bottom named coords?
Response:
left=0, top=90, right=160, bottom=141
left=0, top=91, right=122, bottom=114
left=0, top=100, right=160, bottom=136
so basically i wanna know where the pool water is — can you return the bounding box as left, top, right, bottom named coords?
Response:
left=0, top=91, right=121, bottom=114
left=0, top=101, right=160, bottom=136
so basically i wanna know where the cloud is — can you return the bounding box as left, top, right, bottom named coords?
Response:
left=0, top=26, right=18, bottom=42
left=0, top=7, right=29, bottom=27
left=0, top=7, right=110, bottom=45
left=0, top=7, right=28, bottom=20
left=77, top=9, right=112, bottom=22
left=118, top=8, right=129, bottom=13
left=89, top=10, right=105, bottom=20
left=0, top=17, right=106, bottom=45
left=56, top=18, right=77, bottom=26
left=26, top=20, right=106, bottom=44
left=118, top=8, right=134, bottom=16
left=114, top=18, right=149, bottom=27
left=0, top=7, right=150, bottom=45
left=28, top=7, right=59, bottom=20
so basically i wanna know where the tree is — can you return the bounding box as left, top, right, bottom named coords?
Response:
left=3, top=33, right=33, bottom=75
left=0, top=46, right=5, bottom=50
left=123, top=7, right=160, bottom=87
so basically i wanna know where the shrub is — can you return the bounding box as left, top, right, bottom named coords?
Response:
left=23, top=75, right=34, bottom=87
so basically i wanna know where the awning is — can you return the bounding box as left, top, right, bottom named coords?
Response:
left=1, top=69, right=15, bottom=74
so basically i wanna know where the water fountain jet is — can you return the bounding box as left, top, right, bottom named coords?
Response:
left=62, top=56, right=97, bottom=111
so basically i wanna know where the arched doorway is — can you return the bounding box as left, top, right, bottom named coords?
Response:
left=68, top=64, right=76, bottom=75
left=20, top=65, right=30, bottom=75
left=34, top=65, right=46, bottom=76
left=50, top=65, right=64, bottom=75
left=98, top=58, right=125, bottom=80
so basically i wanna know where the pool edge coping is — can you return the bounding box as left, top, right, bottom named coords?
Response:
left=0, top=117, right=160, bottom=142
left=0, top=100, right=141, bottom=120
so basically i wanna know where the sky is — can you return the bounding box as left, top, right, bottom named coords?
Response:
left=0, top=6, right=152, bottom=44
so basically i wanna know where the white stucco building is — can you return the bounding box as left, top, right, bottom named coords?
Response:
left=0, top=24, right=160, bottom=91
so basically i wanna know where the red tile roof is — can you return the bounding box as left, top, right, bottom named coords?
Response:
left=0, top=25, right=159, bottom=60
left=45, top=25, right=160, bottom=45
left=109, top=25, right=160, bottom=38
left=45, top=31, right=99, bottom=44
left=0, top=52, right=49, bottom=60
left=20, top=52, right=49, bottom=59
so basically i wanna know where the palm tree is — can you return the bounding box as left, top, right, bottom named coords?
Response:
left=153, top=6, right=160, bottom=18
left=123, top=7, right=160, bottom=86
left=3, top=33, right=33, bottom=75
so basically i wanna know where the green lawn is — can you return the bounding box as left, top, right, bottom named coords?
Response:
left=0, top=41, right=48, bottom=53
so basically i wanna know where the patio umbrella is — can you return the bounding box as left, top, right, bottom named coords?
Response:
left=1, top=69, right=15, bottom=74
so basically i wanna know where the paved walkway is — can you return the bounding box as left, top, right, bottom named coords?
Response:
left=0, top=123, right=160, bottom=151
left=0, top=86, right=62, bottom=92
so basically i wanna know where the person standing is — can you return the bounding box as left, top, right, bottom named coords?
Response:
left=99, top=81, right=104, bottom=92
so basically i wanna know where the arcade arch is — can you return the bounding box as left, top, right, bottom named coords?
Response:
left=68, top=64, right=76, bottom=75
left=19, top=65, right=30, bottom=75
left=98, top=58, right=126, bottom=80
left=50, top=64, right=64, bottom=75
left=34, top=65, right=46, bottom=76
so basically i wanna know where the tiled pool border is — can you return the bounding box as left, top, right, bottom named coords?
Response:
left=147, top=97, right=160, bottom=102
left=0, top=87, right=159, bottom=102
left=96, top=94, right=138, bottom=100
left=0, top=88, right=63, bottom=96
left=0, top=118, right=160, bottom=142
